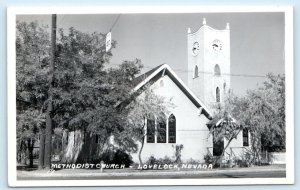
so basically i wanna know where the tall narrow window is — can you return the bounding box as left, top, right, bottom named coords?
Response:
left=214, top=64, right=221, bottom=76
left=157, top=115, right=166, bottom=143
left=168, top=114, right=176, bottom=143
left=147, top=115, right=155, bottom=143
left=216, top=87, right=220, bottom=102
left=95, top=134, right=99, bottom=144
left=243, top=128, right=249, bottom=146
left=66, top=133, right=69, bottom=144
left=83, top=131, right=87, bottom=143
left=194, top=65, right=199, bottom=78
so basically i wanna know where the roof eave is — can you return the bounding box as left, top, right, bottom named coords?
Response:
left=132, top=64, right=213, bottom=119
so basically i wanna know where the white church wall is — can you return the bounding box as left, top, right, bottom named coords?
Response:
left=223, top=131, right=245, bottom=160
left=131, top=75, right=211, bottom=163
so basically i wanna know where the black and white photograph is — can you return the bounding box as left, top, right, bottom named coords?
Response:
left=7, top=6, right=294, bottom=186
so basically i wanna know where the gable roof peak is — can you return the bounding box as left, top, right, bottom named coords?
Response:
left=133, top=64, right=212, bottom=118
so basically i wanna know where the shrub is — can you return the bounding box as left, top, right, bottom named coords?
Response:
left=145, top=155, right=174, bottom=165
left=203, top=154, right=221, bottom=168
left=233, top=156, right=249, bottom=167
left=96, top=150, right=114, bottom=164
left=185, top=158, right=200, bottom=165
left=233, top=157, right=244, bottom=167
left=204, top=154, right=213, bottom=165
left=174, top=144, right=184, bottom=164
left=112, top=149, right=133, bottom=167
left=161, top=156, right=173, bottom=165
left=92, top=149, right=133, bottom=168
left=145, top=155, right=157, bottom=165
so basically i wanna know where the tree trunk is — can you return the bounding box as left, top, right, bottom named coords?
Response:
left=44, top=105, right=53, bottom=170
left=20, top=141, right=27, bottom=165
left=61, top=130, right=68, bottom=163
left=138, top=135, right=145, bottom=167
left=38, top=128, right=45, bottom=170
left=28, top=139, right=35, bottom=168
left=250, top=133, right=261, bottom=165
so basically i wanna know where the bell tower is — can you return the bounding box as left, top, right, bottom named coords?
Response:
left=187, top=18, right=231, bottom=110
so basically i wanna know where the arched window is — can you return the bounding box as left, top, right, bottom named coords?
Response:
left=216, top=87, right=220, bottom=102
left=147, top=115, right=155, bottom=143
left=95, top=134, right=99, bottom=144
left=194, top=65, right=199, bottom=78
left=214, top=64, right=221, bottom=76
left=243, top=128, right=249, bottom=146
left=168, top=114, right=176, bottom=143
left=157, top=114, right=166, bottom=143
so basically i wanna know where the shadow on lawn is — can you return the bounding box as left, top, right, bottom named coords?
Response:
left=17, top=163, right=63, bottom=171
left=17, top=165, right=38, bottom=171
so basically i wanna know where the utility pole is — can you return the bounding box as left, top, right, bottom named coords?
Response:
left=44, top=14, right=57, bottom=170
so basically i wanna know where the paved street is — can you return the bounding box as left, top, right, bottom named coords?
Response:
left=17, top=165, right=286, bottom=180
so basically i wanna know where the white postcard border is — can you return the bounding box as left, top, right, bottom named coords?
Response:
left=7, top=6, right=294, bottom=187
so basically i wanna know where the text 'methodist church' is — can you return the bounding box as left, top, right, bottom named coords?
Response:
left=131, top=18, right=249, bottom=163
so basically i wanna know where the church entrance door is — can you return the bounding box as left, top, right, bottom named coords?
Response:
left=213, top=137, right=224, bottom=156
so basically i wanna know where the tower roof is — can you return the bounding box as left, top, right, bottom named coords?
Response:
left=187, top=19, right=230, bottom=36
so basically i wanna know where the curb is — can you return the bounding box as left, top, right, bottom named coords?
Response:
left=17, top=168, right=286, bottom=178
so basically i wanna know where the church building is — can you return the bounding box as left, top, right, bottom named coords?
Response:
left=131, top=18, right=249, bottom=163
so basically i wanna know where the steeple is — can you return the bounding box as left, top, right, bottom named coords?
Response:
left=226, top=22, right=230, bottom=30
left=202, top=18, right=206, bottom=25
left=187, top=27, right=191, bottom=34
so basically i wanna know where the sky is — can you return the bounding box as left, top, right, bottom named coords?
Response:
left=16, top=12, right=285, bottom=96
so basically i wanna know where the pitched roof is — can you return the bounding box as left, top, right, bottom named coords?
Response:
left=132, top=64, right=212, bottom=119
left=206, top=116, right=222, bottom=126
left=132, top=64, right=163, bottom=86
left=206, top=115, right=238, bottom=129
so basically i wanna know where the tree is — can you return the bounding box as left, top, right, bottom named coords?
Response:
left=16, top=109, right=44, bottom=167
left=16, top=20, right=144, bottom=167
left=209, top=92, right=243, bottom=165
left=210, top=73, right=285, bottom=165
left=259, top=73, right=285, bottom=151
left=53, top=26, right=143, bottom=162
left=238, top=73, right=285, bottom=164
left=16, top=21, right=50, bottom=169
left=125, top=87, right=174, bottom=166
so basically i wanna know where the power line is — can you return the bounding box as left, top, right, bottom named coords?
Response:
left=110, top=14, right=121, bottom=32
left=57, top=15, right=66, bottom=28
left=51, top=14, right=268, bottom=79
left=107, top=63, right=269, bottom=78
left=102, top=14, right=268, bottom=79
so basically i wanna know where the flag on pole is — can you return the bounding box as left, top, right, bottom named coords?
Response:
left=106, top=32, right=112, bottom=52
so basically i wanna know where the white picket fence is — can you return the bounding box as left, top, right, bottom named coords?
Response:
left=261, top=151, right=286, bottom=164
left=207, top=147, right=286, bottom=165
